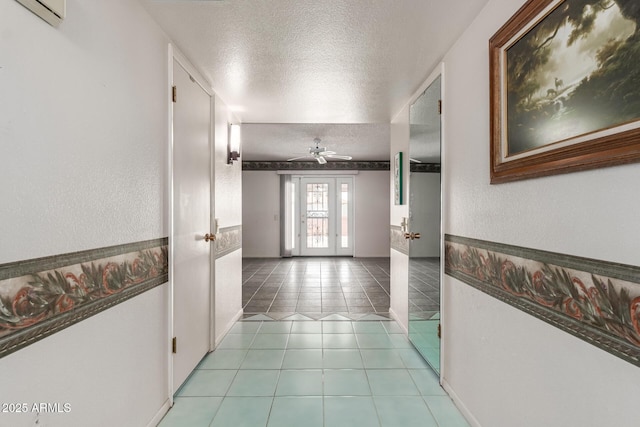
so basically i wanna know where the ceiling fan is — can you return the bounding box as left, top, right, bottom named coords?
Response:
left=287, top=138, right=353, bottom=164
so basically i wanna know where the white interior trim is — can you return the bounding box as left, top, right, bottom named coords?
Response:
left=209, top=93, right=217, bottom=353
left=434, top=61, right=448, bottom=388
left=214, top=308, right=244, bottom=347
left=442, top=378, right=482, bottom=427
left=166, top=42, right=175, bottom=409
left=146, top=399, right=172, bottom=427
left=389, top=307, right=408, bottom=335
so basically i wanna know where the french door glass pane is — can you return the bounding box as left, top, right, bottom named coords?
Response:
left=341, top=183, right=349, bottom=248
left=290, top=180, right=296, bottom=250
left=306, top=183, right=329, bottom=248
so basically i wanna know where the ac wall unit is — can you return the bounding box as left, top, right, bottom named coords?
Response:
left=16, top=0, right=65, bottom=27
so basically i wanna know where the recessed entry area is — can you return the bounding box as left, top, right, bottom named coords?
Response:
left=242, top=124, right=392, bottom=320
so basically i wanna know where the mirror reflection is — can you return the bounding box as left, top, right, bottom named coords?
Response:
left=408, top=75, right=442, bottom=373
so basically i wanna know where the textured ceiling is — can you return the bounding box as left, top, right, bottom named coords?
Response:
left=241, top=123, right=390, bottom=161
left=140, top=0, right=490, bottom=159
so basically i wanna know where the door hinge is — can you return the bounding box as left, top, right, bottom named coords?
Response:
left=172, top=86, right=177, bottom=103
left=437, top=323, right=441, bottom=339
left=172, top=337, right=177, bottom=353
left=438, top=100, right=442, bottom=115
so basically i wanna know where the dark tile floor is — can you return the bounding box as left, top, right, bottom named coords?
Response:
left=242, top=258, right=391, bottom=317
left=409, top=258, right=440, bottom=320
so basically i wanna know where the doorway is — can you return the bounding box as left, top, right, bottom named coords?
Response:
left=170, top=55, right=214, bottom=392
left=291, top=176, right=354, bottom=257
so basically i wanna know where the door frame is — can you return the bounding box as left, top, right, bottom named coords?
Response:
left=438, top=63, right=447, bottom=384
left=167, top=44, right=216, bottom=402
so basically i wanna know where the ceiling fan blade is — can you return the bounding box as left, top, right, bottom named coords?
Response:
left=287, top=155, right=312, bottom=161
left=318, top=150, right=336, bottom=155
left=325, top=154, right=352, bottom=160
left=316, top=156, right=327, bottom=164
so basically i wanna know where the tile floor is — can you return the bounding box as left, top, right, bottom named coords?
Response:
left=409, top=257, right=440, bottom=319
left=159, top=319, right=469, bottom=427
left=242, top=258, right=391, bottom=316
left=408, top=257, right=441, bottom=373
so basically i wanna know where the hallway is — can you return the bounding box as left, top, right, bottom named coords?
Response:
left=158, top=257, right=468, bottom=426
left=158, top=318, right=469, bottom=427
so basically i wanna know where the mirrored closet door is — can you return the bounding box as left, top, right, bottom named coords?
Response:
left=408, top=75, right=442, bottom=373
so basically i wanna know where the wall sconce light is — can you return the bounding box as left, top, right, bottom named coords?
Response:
left=227, top=123, right=241, bottom=164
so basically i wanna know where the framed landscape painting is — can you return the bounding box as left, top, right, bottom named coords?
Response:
left=489, top=0, right=640, bottom=183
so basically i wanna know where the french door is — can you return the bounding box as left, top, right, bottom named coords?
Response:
left=294, top=177, right=353, bottom=256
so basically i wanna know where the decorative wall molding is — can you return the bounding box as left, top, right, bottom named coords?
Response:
left=444, top=234, right=640, bottom=367
left=0, top=238, right=168, bottom=359
left=390, top=225, right=409, bottom=255
left=242, top=161, right=390, bottom=171
left=410, top=163, right=441, bottom=173
left=216, top=226, right=242, bottom=259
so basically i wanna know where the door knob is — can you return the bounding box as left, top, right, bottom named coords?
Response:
left=204, top=233, right=216, bottom=242
left=404, top=232, right=421, bottom=240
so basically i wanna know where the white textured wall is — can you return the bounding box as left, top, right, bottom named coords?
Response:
left=389, top=248, right=409, bottom=333
left=241, top=171, right=390, bottom=258
left=0, top=1, right=170, bottom=426
left=214, top=96, right=242, bottom=229
left=389, top=105, right=410, bottom=329
left=215, top=249, right=243, bottom=342
left=0, top=1, right=168, bottom=261
left=0, top=287, right=167, bottom=427
left=354, top=171, right=390, bottom=257
left=242, top=171, right=281, bottom=257
left=442, top=0, right=640, bottom=425
left=213, top=95, right=243, bottom=343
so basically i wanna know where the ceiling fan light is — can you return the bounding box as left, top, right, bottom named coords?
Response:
left=290, top=138, right=351, bottom=163
left=326, top=154, right=353, bottom=160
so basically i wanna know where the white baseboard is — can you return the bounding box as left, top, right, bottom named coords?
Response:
left=146, top=398, right=171, bottom=427
left=388, top=308, right=408, bottom=334
left=232, top=308, right=243, bottom=323
left=441, top=378, right=482, bottom=427
left=214, top=308, right=244, bottom=347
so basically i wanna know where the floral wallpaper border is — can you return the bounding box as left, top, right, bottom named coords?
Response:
left=216, top=226, right=242, bottom=259
left=390, top=225, right=409, bottom=255
left=242, top=161, right=390, bottom=171
left=444, top=234, right=640, bottom=367
left=0, top=238, right=168, bottom=359
left=409, top=163, right=441, bottom=173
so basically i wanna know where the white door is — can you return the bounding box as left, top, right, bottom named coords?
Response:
left=299, top=177, right=353, bottom=256
left=172, top=58, right=213, bottom=391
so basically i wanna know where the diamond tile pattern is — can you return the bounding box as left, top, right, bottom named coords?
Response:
left=160, top=319, right=469, bottom=427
